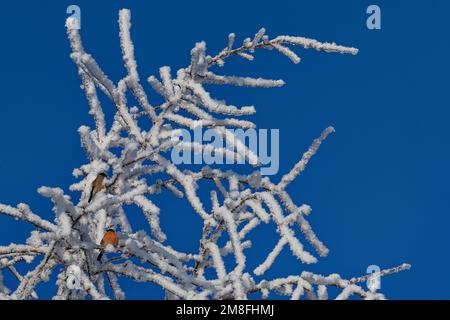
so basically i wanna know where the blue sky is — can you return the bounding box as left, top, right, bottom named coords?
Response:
left=0, top=0, right=449, bottom=299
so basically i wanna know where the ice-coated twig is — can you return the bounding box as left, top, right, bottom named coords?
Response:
left=119, top=10, right=157, bottom=122
left=278, top=126, right=335, bottom=190
left=208, top=33, right=358, bottom=67
left=0, top=204, right=57, bottom=232
left=349, top=263, right=412, bottom=284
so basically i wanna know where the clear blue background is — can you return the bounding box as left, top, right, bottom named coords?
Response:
left=0, top=0, right=448, bottom=299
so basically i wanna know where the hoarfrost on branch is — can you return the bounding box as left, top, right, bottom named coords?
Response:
left=0, top=9, right=409, bottom=300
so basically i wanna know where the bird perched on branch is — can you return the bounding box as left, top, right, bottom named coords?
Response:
left=97, top=229, right=120, bottom=261
left=88, top=173, right=107, bottom=203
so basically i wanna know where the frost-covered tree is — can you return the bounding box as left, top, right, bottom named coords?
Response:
left=0, top=9, right=410, bottom=300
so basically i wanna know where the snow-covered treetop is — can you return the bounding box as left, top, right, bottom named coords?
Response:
left=0, top=9, right=409, bottom=300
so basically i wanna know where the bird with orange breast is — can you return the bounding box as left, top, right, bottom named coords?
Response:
left=97, top=229, right=120, bottom=261
left=88, top=173, right=107, bottom=203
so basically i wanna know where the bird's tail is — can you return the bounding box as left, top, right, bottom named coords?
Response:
left=88, top=187, right=94, bottom=203
left=97, top=250, right=104, bottom=262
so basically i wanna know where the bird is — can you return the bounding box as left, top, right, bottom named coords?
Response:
left=97, top=229, right=119, bottom=261
left=88, top=173, right=107, bottom=203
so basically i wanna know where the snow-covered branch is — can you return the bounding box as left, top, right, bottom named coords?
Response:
left=0, top=8, right=409, bottom=300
